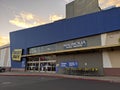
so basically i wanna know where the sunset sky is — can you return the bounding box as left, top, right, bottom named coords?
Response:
left=0, top=0, right=120, bottom=46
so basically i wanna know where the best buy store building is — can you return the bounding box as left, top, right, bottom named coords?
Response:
left=10, top=8, right=120, bottom=76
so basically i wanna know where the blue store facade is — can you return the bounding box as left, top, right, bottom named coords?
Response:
left=10, top=8, right=120, bottom=76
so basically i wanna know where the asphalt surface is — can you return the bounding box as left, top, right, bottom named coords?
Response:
left=1, top=72, right=120, bottom=83
left=0, top=76, right=120, bottom=90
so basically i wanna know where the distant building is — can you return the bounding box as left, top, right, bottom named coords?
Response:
left=66, top=0, right=101, bottom=18
left=0, top=44, right=11, bottom=71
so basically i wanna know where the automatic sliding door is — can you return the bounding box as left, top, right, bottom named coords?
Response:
left=27, top=55, right=56, bottom=73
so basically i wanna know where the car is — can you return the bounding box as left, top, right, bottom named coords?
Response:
left=0, top=67, right=5, bottom=72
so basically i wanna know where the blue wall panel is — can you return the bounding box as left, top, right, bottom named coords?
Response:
left=10, top=8, right=120, bottom=68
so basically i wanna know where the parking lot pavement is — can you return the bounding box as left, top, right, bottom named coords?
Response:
left=0, top=76, right=120, bottom=90
left=0, top=72, right=120, bottom=83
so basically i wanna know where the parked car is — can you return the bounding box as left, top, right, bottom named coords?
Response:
left=0, top=67, right=5, bottom=72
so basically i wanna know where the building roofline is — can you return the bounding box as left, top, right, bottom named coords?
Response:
left=0, top=44, right=10, bottom=49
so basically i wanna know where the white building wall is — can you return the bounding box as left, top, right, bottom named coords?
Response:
left=0, top=44, right=11, bottom=67
left=101, top=33, right=111, bottom=68
left=102, top=51, right=112, bottom=68
left=101, top=33, right=107, bottom=46
left=101, top=31, right=120, bottom=68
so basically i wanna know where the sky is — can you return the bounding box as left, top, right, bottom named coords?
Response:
left=0, top=0, right=120, bottom=46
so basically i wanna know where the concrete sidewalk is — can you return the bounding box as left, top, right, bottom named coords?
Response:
left=0, top=72, right=120, bottom=83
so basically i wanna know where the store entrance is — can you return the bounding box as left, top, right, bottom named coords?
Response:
left=39, top=60, right=56, bottom=73
left=26, top=55, right=56, bottom=73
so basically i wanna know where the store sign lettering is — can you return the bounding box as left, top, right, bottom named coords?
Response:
left=64, top=40, right=87, bottom=49
left=12, top=49, right=23, bottom=61
left=60, top=62, right=68, bottom=68
left=60, top=61, right=78, bottom=68
left=68, top=61, right=78, bottom=67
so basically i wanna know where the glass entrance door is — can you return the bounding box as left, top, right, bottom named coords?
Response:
left=26, top=55, right=56, bottom=73
left=40, top=60, right=56, bottom=73
left=26, top=57, right=40, bottom=72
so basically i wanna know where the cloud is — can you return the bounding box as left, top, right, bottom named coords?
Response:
left=49, top=14, right=64, bottom=22
left=99, top=0, right=120, bottom=9
left=9, top=11, right=64, bottom=28
left=9, top=12, right=47, bottom=28
left=64, top=0, right=74, bottom=3
left=0, top=36, right=9, bottom=46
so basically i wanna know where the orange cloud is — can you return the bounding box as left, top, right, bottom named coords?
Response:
left=99, top=0, right=120, bottom=9
left=0, top=36, right=9, bottom=46
left=9, top=12, right=64, bottom=28
left=49, top=14, right=64, bottom=22
left=9, top=12, right=47, bottom=28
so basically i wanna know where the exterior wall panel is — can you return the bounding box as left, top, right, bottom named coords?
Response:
left=29, top=35, right=101, bottom=54
left=101, top=31, right=120, bottom=76
left=57, top=52, right=104, bottom=75
left=66, top=1, right=74, bottom=18
left=101, top=31, right=120, bottom=68
left=74, top=0, right=100, bottom=17
left=102, top=51, right=112, bottom=68
left=106, top=31, right=120, bottom=45
left=108, top=50, right=120, bottom=68
left=104, top=68, right=120, bottom=76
